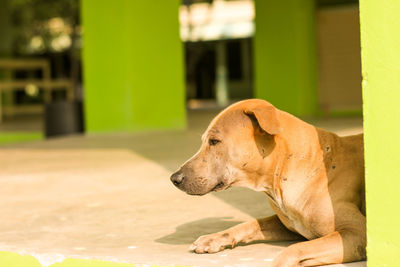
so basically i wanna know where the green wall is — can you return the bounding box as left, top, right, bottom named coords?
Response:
left=360, top=0, right=400, bottom=265
left=81, top=0, right=186, bottom=133
left=253, top=0, right=318, bottom=116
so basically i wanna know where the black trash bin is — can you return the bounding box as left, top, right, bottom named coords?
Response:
left=44, top=101, right=84, bottom=138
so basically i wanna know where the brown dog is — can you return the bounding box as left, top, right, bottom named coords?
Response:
left=170, top=99, right=365, bottom=266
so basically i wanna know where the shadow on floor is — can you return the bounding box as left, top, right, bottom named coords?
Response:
left=156, top=216, right=296, bottom=255
left=155, top=217, right=243, bottom=245
left=211, top=187, right=273, bottom=219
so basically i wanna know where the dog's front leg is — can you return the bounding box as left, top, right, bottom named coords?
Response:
left=190, top=214, right=303, bottom=253
left=271, top=207, right=366, bottom=266
left=271, top=229, right=365, bottom=267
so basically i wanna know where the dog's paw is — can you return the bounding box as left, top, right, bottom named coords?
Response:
left=189, top=232, right=236, bottom=254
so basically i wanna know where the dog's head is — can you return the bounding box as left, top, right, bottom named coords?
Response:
left=170, top=99, right=281, bottom=195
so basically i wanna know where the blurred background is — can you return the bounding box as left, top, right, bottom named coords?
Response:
left=0, top=0, right=361, bottom=144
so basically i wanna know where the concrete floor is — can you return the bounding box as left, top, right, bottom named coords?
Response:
left=0, top=110, right=365, bottom=267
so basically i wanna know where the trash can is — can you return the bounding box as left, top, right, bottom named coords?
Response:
left=44, top=101, right=84, bottom=138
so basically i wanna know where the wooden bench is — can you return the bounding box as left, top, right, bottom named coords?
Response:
left=0, top=59, right=74, bottom=122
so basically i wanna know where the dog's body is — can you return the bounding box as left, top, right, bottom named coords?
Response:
left=171, top=99, right=365, bottom=266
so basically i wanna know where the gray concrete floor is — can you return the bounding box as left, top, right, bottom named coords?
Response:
left=0, top=110, right=365, bottom=266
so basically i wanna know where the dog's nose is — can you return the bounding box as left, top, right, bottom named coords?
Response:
left=170, top=171, right=185, bottom=186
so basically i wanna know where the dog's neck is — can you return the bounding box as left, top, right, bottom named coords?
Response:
left=242, top=135, right=288, bottom=195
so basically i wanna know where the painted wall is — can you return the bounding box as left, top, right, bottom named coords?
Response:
left=316, top=5, right=363, bottom=114
left=253, top=0, right=318, bottom=116
left=81, top=0, right=186, bottom=132
left=359, top=0, right=400, bottom=265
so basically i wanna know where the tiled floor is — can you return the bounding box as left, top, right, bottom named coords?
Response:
left=0, top=110, right=365, bottom=266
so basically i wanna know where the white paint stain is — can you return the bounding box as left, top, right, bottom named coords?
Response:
left=31, top=253, right=66, bottom=267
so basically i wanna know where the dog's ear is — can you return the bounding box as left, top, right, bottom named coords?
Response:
left=244, top=105, right=281, bottom=135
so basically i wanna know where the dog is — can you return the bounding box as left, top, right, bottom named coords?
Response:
left=170, top=99, right=365, bottom=266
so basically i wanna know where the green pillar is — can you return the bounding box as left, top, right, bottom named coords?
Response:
left=81, top=0, right=186, bottom=132
left=253, top=0, right=317, bottom=116
left=360, top=0, right=400, bottom=265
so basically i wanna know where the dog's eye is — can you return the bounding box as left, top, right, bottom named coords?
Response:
left=209, top=139, right=221, bottom=146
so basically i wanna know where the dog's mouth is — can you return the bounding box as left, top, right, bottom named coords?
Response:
left=184, top=181, right=228, bottom=196
left=211, top=180, right=231, bottom=192
left=182, top=177, right=232, bottom=196
left=211, top=181, right=225, bottom=191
